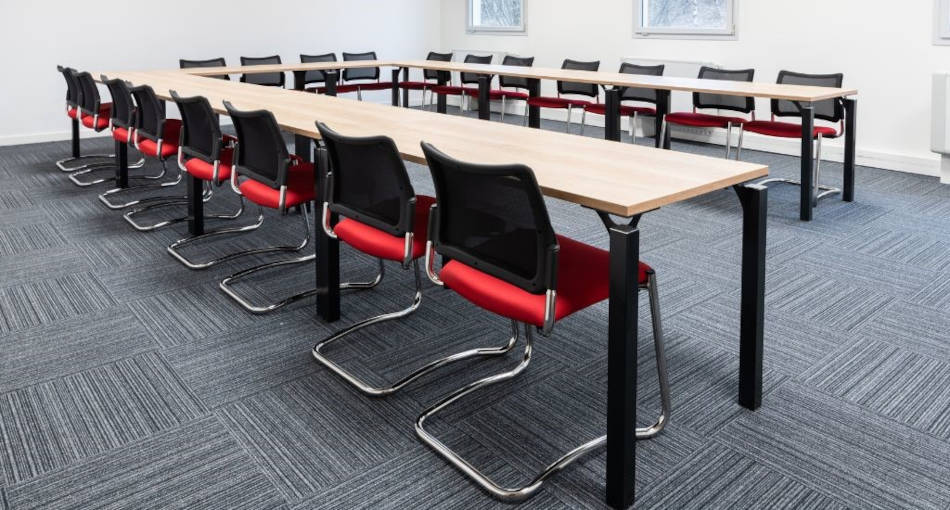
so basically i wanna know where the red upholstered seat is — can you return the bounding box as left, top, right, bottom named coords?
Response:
left=350, top=81, right=393, bottom=91
left=80, top=103, right=113, bottom=130
left=398, top=81, right=433, bottom=90
left=239, top=161, right=316, bottom=209
left=665, top=112, right=749, bottom=129
left=67, top=108, right=78, bottom=119
left=431, top=85, right=478, bottom=96
left=585, top=103, right=657, bottom=117
left=526, top=96, right=593, bottom=109
left=112, top=126, right=133, bottom=143
left=333, top=195, right=436, bottom=262
left=135, top=119, right=182, bottom=159
left=184, top=147, right=234, bottom=183
left=440, top=235, right=652, bottom=328
left=313, top=84, right=361, bottom=94
left=743, top=120, right=839, bottom=139
left=462, top=88, right=530, bottom=101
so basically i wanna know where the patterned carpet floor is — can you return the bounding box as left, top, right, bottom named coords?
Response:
left=0, top=108, right=948, bottom=509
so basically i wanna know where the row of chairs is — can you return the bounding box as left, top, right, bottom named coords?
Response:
left=56, top=63, right=671, bottom=502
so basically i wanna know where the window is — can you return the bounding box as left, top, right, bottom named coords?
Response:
left=636, top=0, right=736, bottom=39
left=468, top=0, right=525, bottom=33
left=936, top=0, right=950, bottom=45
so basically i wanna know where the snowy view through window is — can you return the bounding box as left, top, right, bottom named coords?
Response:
left=470, top=0, right=523, bottom=30
left=642, top=0, right=730, bottom=31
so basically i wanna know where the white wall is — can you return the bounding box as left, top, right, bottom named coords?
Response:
left=440, top=0, right=950, bottom=175
left=0, top=0, right=440, bottom=146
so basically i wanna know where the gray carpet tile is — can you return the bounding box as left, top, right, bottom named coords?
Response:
left=0, top=115, right=948, bottom=508
left=2, top=417, right=285, bottom=510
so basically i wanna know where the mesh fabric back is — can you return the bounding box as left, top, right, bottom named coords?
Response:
left=774, top=71, right=844, bottom=122
left=424, top=51, right=453, bottom=81
left=75, top=72, right=101, bottom=115
left=59, top=67, right=80, bottom=106
left=174, top=94, right=221, bottom=162
left=499, top=55, right=534, bottom=89
left=240, top=55, right=283, bottom=86
left=317, top=123, right=414, bottom=236
left=694, top=66, right=755, bottom=113
left=460, top=54, right=493, bottom=85
left=300, top=53, right=337, bottom=84
left=558, top=60, right=600, bottom=98
left=130, top=85, right=164, bottom=140
left=225, top=103, right=288, bottom=187
left=342, top=52, right=379, bottom=82
left=421, top=143, right=557, bottom=295
left=619, top=63, right=664, bottom=103
left=179, top=58, right=230, bottom=80
left=103, top=78, right=134, bottom=127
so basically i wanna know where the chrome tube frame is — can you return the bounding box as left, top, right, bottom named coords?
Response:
left=754, top=133, right=840, bottom=201
left=56, top=155, right=116, bottom=172
left=98, top=158, right=184, bottom=210
left=67, top=157, right=146, bottom=187
left=122, top=181, right=218, bottom=232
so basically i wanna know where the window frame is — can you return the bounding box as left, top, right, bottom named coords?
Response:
left=935, top=0, right=950, bottom=45
left=634, top=0, right=737, bottom=40
left=467, top=0, right=526, bottom=34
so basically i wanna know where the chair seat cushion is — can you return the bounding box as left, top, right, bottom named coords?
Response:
left=585, top=104, right=657, bottom=117
left=333, top=195, right=436, bottom=262
left=135, top=119, right=182, bottom=159
left=431, top=85, right=478, bottom=96
left=314, top=84, right=361, bottom=94
left=398, top=81, right=433, bottom=90
left=461, top=89, right=530, bottom=101
left=184, top=147, right=234, bottom=183
left=239, top=162, right=316, bottom=209
left=526, top=96, right=593, bottom=109
left=743, top=120, right=839, bottom=139
left=67, top=107, right=78, bottom=119
left=112, top=126, right=132, bottom=143
left=440, top=235, right=652, bottom=328
left=350, top=81, right=394, bottom=91
left=80, top=103, right=113, bottom=130
left=665, top=112, right=748, bottom=129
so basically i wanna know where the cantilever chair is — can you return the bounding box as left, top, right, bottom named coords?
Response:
left=179, top=58, right=230, bottom=80
left=311, top=123, right=520, bottom=396
left=240, top=55, right=285, bottom=88
left=397, top=51, right=453, bottom=108
left=55, top=66, right=115, bottom=172
left=299, top=53, right=337, bottom=92
left=664, top=66, right=756, bottom=158
left=525, top=59, right=600, bottom=133
left=744, top=71, right=846, bottom=201
left=415, top=143, right=671, bottom=502
left=583, top=63, right=665, bottom=144
left=335, top=51, right=392, bottom=100
left=430, top=54, right=493, bottom=113
left=462, top=55, right=534, bottom=122
left=217, top=101, right=320, bottom=314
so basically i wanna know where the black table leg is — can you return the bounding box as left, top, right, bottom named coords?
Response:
left=187, top=174, right=204, bottom=236
left=528, top=78, right=541, bottom=129
left=71, top=118, right=80, bottom=158
left=391, top=68, right=401, bottom=107
left=605, top=88, right=621, bottom=142
left=437, top=74, right=448, bottom=114
left=115, top=140, right=128, bottom=189
left=478, top=75, right=491, bottom=121
left=800, top=106, right=815, bottom=221
left=402, top=67, right=410, bottom=108
left=734, top=183, right=767, bottom=410
left=655, top=90, right=670, bottom=149
left=843, top=97, right=856, bottom=202
left=315, top=144, right=340, bottom=322
left=293, top=70, right=305, bottom=91
left=605, top=223, right=639, bottom=509
left=325, top=72, right=338, bottom=97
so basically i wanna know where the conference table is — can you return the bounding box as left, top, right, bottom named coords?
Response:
left=99, top=68, right=768, bottom=509
left=183, top=59, right=857, bottom=222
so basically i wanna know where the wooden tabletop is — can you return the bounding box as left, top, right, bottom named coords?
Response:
left=100, top=70, right=768, bottom=217
left=178, top=59, right=857, bottom=102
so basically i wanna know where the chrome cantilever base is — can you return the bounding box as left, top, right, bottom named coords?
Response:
left=312, top=261, right=520, bottom=397
left=56, top=154, right=117, bottom=172
left=98, top=161, right=182, bottom=210
left=754, top=177, right=841, bottom=202
left=416, top=275, right=671, bottom=503
left=67, top=158, right=147, bottom=187
left=123, top=184, right=218, bottom=232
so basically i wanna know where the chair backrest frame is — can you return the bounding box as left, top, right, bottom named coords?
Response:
left=424, top=51, right=453, bottom=82
left=618, top=63, right=665, bottom=104
left=129, top=84, right=166, bottom=143
left=171, top=91, right=223, bottom=164
left=179, top=58, right=230, bottom=80
left=693, top=66, right=756, bottom=114
left=300, top=53, right=337, bottom=86
left=557, top=59, right=600, bottom=99
left=459, top=54, right=493, bottom=86
left=240, top=55, right=285, bottom=87
left=57, top=66, right=81, bottom=109
left=342, top=51, right=381, bottom=83
left=772, top=70, right=845, bottom=124
left=499, top=55, right=535, bottom=90
left=101, top=76, right=136, bottom=131
left=223, top=101, right=291, bottom=190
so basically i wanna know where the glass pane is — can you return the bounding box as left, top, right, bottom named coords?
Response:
left=644, top=0, right=728, bottom=30
left=472, top=0, right=523, bottom=28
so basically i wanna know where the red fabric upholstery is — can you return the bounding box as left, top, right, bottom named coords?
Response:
left=350, top=81, right=393, bottom=91
left=333, top=195, right=436, bottom=262
left=67, top=108, right=78, bottom=119
left=112, top=126, right=132, bottom=143
left=184, top=147, right=234, bottom=183
left=135, top=119, right=182, bottom=159
left=398, top=81, right=433, bottom=90
left=461, top=89, right=530, bottom=101
left=440, top=235, right=652, bottom=328
left=665, top=112, right=749, bottom=129
left=743, top=120, right=839, bottom=139
left=80, top=104, right=113, bottom=130
left=526, top=96, right=593, bottom=109
left=238, top=162, right=316, bottom=209
left=585, top=104, right=657, bottom=117
left=313, top=84, right=361, bottom=94
left=431, top=85, right=478, bottom=96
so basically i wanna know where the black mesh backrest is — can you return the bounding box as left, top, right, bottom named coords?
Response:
left=179, top=58, right=230, bottom=80
left=300, top=53, right=337, bottom=85
left=240, top=55, right=284, bottom=87
left=171, top=91, right=222, bottom=163
left=460, top=54, right=493, bottom=85
left=223, top=101, right=289, bottom=189
left=558, top=60, right=600, bottom=98
left=342, top=52, right=380, bottom=82
left=102, top=76, right=135, bottom=129
left=773, top=71, right=844, bottom=123
left=317, top=123, right=415, bottom=237
left=424, top=51, right=453, bottom=81
left=130, top=85, right=165, bottom=142
left=75, top=72, right=101, bottom=117
left=499, top=55, right=534, bottom=89
left=421, top=142, right=558, bottom=295
left=694, top=66, right=755, bottom=113
left=58, top=66, right=80, bottom=107
left=619, top=63, right=664, bottom=103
